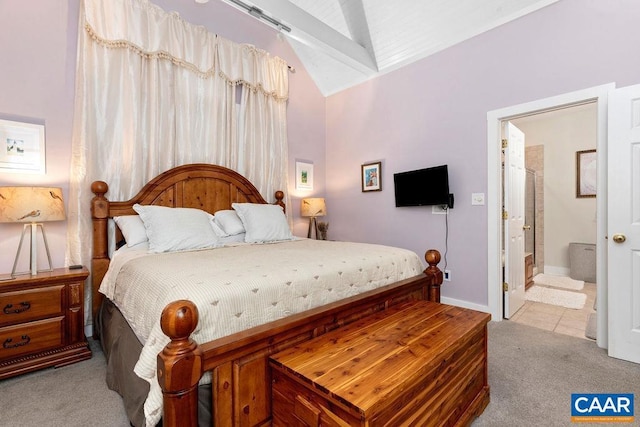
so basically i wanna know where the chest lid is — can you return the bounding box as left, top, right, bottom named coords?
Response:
left=270, top=300, right=490, bottom=419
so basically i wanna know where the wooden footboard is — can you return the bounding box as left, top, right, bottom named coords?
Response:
left=158, top=249, right=443, bottom=427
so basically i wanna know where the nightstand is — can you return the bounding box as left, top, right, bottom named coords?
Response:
left=0, top=267, right=92, bottom=379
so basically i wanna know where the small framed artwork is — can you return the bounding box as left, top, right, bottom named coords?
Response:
left=0, top=118, right=46, bottom=174
left=361, top=161, right=382, bottom=192
left=576, top=149, right=596, bottom=198
left=295, top=161, right=314, bottom=190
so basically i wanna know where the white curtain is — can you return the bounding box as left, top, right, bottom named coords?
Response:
left=67, top=0, right=289, bottom=327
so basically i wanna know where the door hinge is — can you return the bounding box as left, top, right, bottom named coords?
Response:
left=502, top=138, right=508, bottom=149
left=502, top=210, right=508, bottom=220
left=503, top=282, right=509, bottom=292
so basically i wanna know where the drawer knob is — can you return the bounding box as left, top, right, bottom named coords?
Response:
left=3, top=335, right=31, bottom=349
left=3, top=302, right=31, bottom=315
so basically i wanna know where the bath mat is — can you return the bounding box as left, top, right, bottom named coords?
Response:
left=533, top=273, right=584, bottom=291
left=525, top=286, right=587, bottom=310
left=585, top=312, right=597, bottom=340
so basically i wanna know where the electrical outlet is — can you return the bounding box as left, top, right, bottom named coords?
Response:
left=432, top=204, right=448, bottom=215
left=444, top=270, right=451, bottom=281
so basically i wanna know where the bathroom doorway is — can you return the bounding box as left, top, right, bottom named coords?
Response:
left=504, top=103, right=597, bottom=339
left=503, top=101, right=597, bottom=339
left=487, top=83, right=612, bottom=350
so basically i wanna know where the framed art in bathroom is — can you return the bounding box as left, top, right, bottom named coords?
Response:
left=576, top=149, right=596, bottom=198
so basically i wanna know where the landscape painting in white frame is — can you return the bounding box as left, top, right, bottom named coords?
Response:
left=0, top=119, right=46, bottom=174
left=296, top=161, right=313, bottom=190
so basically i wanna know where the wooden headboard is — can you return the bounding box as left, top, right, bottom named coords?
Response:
left=90, top=163, right=285, bottom=324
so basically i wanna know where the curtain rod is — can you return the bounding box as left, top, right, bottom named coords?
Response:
left=197, top=0, right=295, bottom=72
left=225, top=0, right=292, bottom=33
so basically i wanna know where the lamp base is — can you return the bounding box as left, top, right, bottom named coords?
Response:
left=307, top=217, right=320, bottom=239
left=11, top=223, right=54, bottom=278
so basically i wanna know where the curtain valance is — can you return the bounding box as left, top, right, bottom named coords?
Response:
left=84, top=0, right=288, bottom=100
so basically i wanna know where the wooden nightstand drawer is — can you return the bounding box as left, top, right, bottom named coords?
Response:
left=0, top=285, right=64, bottom=327
left=0, top=268, right=91, bottom=379
left=0, top=317, right=64, bottom=361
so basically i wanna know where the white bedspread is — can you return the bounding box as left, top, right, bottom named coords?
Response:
left=100, top=239, right=424, bottom=426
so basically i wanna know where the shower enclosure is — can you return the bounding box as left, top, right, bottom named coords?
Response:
left=524, top=168, right=536, bottom=264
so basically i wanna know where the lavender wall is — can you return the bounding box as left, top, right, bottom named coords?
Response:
left=0, top=2, right=80, bottom=275
left=325, top=0, right=640, bottom=306
left=0, top=0, right=326, bottom=274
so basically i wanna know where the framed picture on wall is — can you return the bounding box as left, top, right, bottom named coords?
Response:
left=361, top=161, right=382, bottom=192
left=295, top=161, right=313, bottom=190
left=576, top=149, right=596, bottom=198
left=0, top=118, right=46, bottom=174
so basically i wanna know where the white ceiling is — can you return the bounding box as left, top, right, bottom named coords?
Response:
left=221, top=0, right=559, bottom=96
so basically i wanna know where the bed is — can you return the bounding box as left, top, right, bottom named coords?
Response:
left=90, top=163, right=444, bottom=427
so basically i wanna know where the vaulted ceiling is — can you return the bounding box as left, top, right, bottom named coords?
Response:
left=219, top=0, right=559, bottom=96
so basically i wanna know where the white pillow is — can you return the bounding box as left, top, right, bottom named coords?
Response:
left=219, top=233, right=247, bottom=245
left=132, top=204, right=220, bottom=253
left=232, top=203, right=293, bottom=243
left=214, top=210, right=245, bottom=236
left=209, top=217, right=228, bottom=237
left=113, top=215, right=148, bottom=247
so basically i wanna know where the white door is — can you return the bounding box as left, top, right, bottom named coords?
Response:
left=608, top=85, right=640, bottom=364
left=503, top=121, right=526, bottom=318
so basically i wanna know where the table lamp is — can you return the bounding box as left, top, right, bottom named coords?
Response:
left=0, top=187, right=66, bottom=278
left=301, top=198, right=326, bottom=239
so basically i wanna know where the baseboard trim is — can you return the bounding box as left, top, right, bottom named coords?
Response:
left=543, top=266, right=570, bottom=277
left=440, top=296, right=491, bottom=317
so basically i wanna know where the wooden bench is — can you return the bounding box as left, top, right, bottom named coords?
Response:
left=269, top=301, right=491, bottom=426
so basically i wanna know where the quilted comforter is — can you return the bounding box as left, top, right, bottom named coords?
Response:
left=99, top=238, right=424, bottom=426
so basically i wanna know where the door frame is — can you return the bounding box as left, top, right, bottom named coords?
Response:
left=486, top=83, right=614, bottom=349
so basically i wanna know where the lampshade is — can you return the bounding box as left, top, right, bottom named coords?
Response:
left=301, top=198, right=326, bottom=218
left=0, top=187, right=66, bottom=223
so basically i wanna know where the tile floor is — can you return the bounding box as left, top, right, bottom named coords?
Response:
left=510, top=282, right=596, bottom=340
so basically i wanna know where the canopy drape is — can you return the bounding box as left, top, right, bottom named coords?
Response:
left=67, top=0, right=289, bottom=331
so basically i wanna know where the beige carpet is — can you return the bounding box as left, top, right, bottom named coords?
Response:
left=1, top=326, right=637, bottom=426
left=525, top=285, right=587, bottom=309
left=473, top=321, right=640, bottom=426
left=533, top=273, right=584, bottom=290
left=585, top=312, right=597, bottom=340
left=0, top=339, right=129, bottom=427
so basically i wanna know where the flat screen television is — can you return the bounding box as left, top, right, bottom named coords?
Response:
left=394, top=165, right=453, bottom=208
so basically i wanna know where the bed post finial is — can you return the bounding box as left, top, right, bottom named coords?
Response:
left=158, top=300, right=202, bottom=427
left=424, top=249, right=443, bottom=303
left=274, top=190, right=285, bottom=212
left=91, top=180, right=110, bottom=337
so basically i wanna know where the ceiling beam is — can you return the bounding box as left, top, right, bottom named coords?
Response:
left=227, top=0, right=378, bottom=74
left=339, top=0, right=376, bottom=66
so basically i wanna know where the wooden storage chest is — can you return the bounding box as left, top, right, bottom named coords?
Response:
left=270, top=300, right=490, bottom=426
